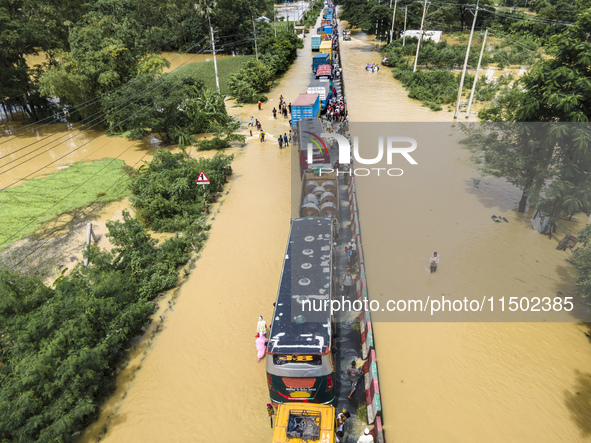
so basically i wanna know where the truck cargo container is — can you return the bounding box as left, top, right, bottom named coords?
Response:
left=312, top=53, right=330, bottom=73
left=318, top=41, right=332, bottom=61
left=311, top=35, right=321, bottom=51
left=291, top=94, right=320, bottom=128
left=307, top=80, right=332, bottom=111
left=300, top=170, right=339, bottom=219
left=297, top=118, right=333, bottom=176
left=324, top=25, right=333, bottom=35
left=315, top=64, right=332, bottom=80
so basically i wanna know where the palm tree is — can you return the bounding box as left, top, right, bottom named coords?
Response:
left=194, top=1, right=221, bottom=94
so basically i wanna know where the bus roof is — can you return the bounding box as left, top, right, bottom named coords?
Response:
left=268, top=217, right=333, bottom=355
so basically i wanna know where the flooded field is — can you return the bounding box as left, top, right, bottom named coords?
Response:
left=340, top=28, right=591, bottom=442
left=3, top=13, right=591, bottom=443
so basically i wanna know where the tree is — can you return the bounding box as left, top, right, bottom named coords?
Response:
left=478, top=10, right=591, bottom=214
left=227, top=59, right=275, bottom=103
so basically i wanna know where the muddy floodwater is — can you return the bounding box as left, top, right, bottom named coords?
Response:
left=3, top=19, right=591, bottom=443
left=341, top=29, right=591, bottom=442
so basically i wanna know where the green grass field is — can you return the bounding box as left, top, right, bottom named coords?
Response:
left=172, top=55, right=256, bottom=95
left=0, top=159, right=130, bottom=250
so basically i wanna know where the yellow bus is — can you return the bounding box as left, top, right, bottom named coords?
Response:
left=272, top=403, right=336, bottom=443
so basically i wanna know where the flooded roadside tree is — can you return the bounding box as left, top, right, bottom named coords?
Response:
left=476, top=11, right=591, bottom=216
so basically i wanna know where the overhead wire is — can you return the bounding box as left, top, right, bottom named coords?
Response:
left=0, top=37, right=209, bottom=149
left=0, top=42, right=214, bottom=192
left=0, top=41, right=225, bottom=174
left=0, top=44, right=218, bottom=248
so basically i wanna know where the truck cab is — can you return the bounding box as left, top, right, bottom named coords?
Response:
left=271, top=403, right=335, bottom=443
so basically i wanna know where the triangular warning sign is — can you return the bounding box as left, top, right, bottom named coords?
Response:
left=196, top=170, right=210, bottom=184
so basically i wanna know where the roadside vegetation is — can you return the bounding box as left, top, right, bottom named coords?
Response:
left=337, top=0, right=584, bottom=111
left=0, top=151, right=232, bottom=441
left=459, top=11, right=591, bottom=303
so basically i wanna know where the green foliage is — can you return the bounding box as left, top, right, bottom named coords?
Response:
left=0, top=200, right=201, bottom=441
left=0, top=160, right=130, bottom=251
left=105, top=210, right=190, bottom=298
left=197, top=132, right=245, bottom=151
left=129, top=149, right=233, bottom=231
left=259, top=30, right=303, bottom=75
left=102, top=74, right=232, bottom=144
left=571, top=224, right=591, bottom=304
left=39, top=2, right=167, bottom=118
left=228, top=59, right=276, bottom=103
left=0, top=259, right=152, bottom=441
left=478, top=11, right=591, bottom=214
left=393, top=65, right=473, bottom=110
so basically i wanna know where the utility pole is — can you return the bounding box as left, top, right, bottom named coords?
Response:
left=390, top=0, right=398, bottom=43
left=209, top=16, right=220, bottom=94
left=413, top=0, right=428, bottom=72
left=252, top=16, right=259, bottom=61
left=403, top=6, right=407, bottom=46
left=454, top=0, right=478, bottom=119
left=466, top=28, right=487, bottom=118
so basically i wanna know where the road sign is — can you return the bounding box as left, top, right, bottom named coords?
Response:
left=196, top=170, right=210, bottom=184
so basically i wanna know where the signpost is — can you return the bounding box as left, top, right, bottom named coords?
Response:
left=197, top=170, right=210, bottom=213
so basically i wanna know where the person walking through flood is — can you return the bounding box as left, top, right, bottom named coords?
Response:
left=283, top=134, right=289, bottom=147
left=357, top=428, right=374, bottom=443
left=249, top=116, right=254, bottom=126
left=430, top=252, right=440, bottom=273
left=257, top=315, right=267, bottom=336
left=278, top=135, right=283, bottom=149
left=346, top=360, right=363, bottom=399
left=272, top=107, right=277, bottom=118
left=258, top=100, right=262, bottom=110
left=342, top=270, right=353, bottom=299
left=260, top=130, right=266, bottom=142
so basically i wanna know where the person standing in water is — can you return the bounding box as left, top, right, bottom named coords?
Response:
left=257, top=315, right=267, bottom=337
left=430, top=252, right=440, bottom=273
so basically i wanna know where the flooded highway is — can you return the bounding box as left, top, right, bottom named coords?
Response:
left=3, top=14, right=591, bottom=443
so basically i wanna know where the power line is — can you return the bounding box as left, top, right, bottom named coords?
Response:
left=0, top=43, right=214, bottom=192
left=0, top=41, right=226, bottom=176
left=0, top=46, right=220, bottom=248
left=0, top=38, right=209, bottom=148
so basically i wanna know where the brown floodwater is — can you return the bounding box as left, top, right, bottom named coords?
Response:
left=341, top=28, right=591, bottom=442
left=76, top=29, right=317, bottom=443
left=4, top=16, right=591, bottom=443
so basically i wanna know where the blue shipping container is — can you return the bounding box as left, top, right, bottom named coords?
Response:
left=291, top=94, right=321, bottom=128
left=325, top=26, right=333, bottom=35
left=311, top=36, right=322, bottom=50
left=312, top=53, right=330, bottom=73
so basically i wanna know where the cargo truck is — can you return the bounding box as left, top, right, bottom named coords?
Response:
left=297, top=118, right=333, bottom=177
left=291, top=94, right=320, bottom=128
left=318, top=41, right=332, bottom=61
left=307, top=80, right=332, bottom=111
left=315, top=64, right=332, bottom=80
left=312, top=53, right=330, bottom=73
left=311, top=35, right=321, bottom=51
